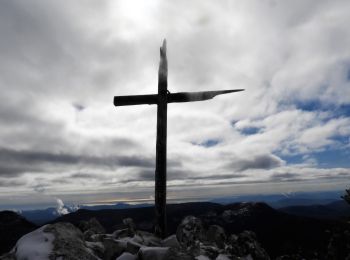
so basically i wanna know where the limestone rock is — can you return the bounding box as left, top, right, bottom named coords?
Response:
left=205, top=225, right=226, bottom=249
left=123, top=218, right=136, bottom=235
left=44, top=222, right=100, bottom=260
left=102, top=237, right=126, bottom=259
left=3, top=223, right=100, bottom=260
left=226, top=231, right=270, bottom=260
left=161, top=234, right=180, bottom=248
left=138, top=246, right=170, bottom=260
left=79, top=218, right=105, bottom=242
left=176, top=215, right=203, bottom=253
left=116, top=252, right=137, bottom=260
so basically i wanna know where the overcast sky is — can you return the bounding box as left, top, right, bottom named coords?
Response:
left=0, top=0, right=349, bottom=209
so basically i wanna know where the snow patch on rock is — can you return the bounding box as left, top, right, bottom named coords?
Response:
left=14, top=225, right=54, bottom=260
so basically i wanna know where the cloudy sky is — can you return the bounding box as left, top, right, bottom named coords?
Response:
left=1, top=0, right=349, bottom=209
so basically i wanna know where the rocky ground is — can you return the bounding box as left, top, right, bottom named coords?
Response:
left=1, top=216, right=271, bottom=260
left=1, top=202, right=349, bottom=259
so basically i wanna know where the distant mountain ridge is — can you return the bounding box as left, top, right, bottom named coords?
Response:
left=20, top=202, right=151, bottom=225
left=210, top=190, right=342, bottom=207
left=16, top=190, right=343, bottom=225
left=279, top=200, right=350, bottom=219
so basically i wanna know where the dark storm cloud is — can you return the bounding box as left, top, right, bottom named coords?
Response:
left=167, top=177, right=307, bottom=189
left=32, top=183, right=47, bottom=193
left=119, top=168, right=187, bottom=183
left=225, top=154, right=284, bottom=172
left=269, top=172, right=299, bottom=182
left=0, top=147, right=154, bottom=175
left=269, top=171, right=350, bottom=183
left=70, top=173, right=99, bottom=179
left=0, top=165, right=36, bottom=177
left=188, top=173, right=245, bottom=180
left=51, top=178, right=71, bottom=184
left=141, top=169, right=192, bottom=181
left=138, top=169, right=155, bottom=181
left=121, top=169, right=245, bottom=184
left=336, top=171, right=350, bottom=177
left=0, top=179, right=26, bottom=187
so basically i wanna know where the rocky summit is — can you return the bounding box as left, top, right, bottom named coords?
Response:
left=1, top=202, right=350, bottom=259
left=1, top=216, right=269, bottom=260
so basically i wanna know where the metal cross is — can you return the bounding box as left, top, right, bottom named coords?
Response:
left=113, top=39, right=244, bottom=237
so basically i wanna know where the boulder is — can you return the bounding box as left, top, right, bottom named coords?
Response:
left=3, top=223, right=99, bottom=260
left=79, top=218, right=105, bottom=234
left=216, top=254, right=231, bottom=260
left=161, top=235, right=180, bottom=248
left=205, top=225, right=226, bottom=249
left=195, top=255, right=210, bottom=260
left=275, top=255, right=304, bottom=260
left=102, top=237, right=126, bottom=259
left=226, top=231, right=270, bottom=260
left=79, top=218, right=105, bottom=241
left=200, top=244, right=220, bottom=259
left=123, top=218, right=136, bottom=234
left=85, top=241, right=104, bottom=259
left=138, top=246, right=169, bottom=260
left=113, top=218, right=138, bottom=240
left=44, top=222, right=100, bottom=260
left=126, top=239, right=143, bottom=254
left=221, top=210, right=235, bottom=223
left=176, top=215, right=203, bottom=253
left=113, top=228, right=132, bottom=239
left=137, top=231, right=161, bottom=247
left=116, top=252, right=137, bottom=260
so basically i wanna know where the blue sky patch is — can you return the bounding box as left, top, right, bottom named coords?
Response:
left=296, top=100, right=350, bottom=117
left=193, top=139, right=220, bottom=148
left=332, top=135, right=350, bottom=146
left=296, top=100, right=324, bottom=112
left=281, top=148, right=350, bottom=168
left=239, top=127, right=261, bottom=135
left=315, top=149, right=350, bottom=168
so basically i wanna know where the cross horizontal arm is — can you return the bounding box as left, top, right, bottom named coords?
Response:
left=113, top=89, right=244, bottom=107
left=114, top=94, right=158, bottom=106
left=167, top=89, right=244, bottom=103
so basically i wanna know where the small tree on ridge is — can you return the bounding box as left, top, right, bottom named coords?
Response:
left=342, top=188, right=350, bottom=205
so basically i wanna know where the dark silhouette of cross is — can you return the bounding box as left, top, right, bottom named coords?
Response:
left=113, top=40, right=244, bottom=238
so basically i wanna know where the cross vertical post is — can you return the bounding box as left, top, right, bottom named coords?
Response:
left=113, top=39, right=244, bottom=238
left=155, top=39, right=168, bottom=238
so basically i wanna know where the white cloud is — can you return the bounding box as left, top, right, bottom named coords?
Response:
left=55, top=198, right=69, bottom=215
left=0, top=0, right=349, bottom=206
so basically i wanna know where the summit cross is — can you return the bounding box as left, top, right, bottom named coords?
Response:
left=113, top=40, right=244, bottom=238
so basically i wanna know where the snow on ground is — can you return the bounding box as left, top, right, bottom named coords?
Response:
left=13, top=225, right=54, bottom=260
